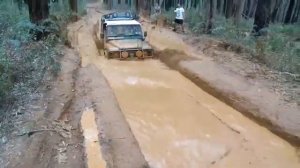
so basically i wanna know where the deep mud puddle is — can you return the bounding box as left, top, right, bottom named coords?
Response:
left=71, top=10, right=300, bottom=168
left=96, top=59, right=300, bottom=168
left=81, top=108, right=106, bottom=168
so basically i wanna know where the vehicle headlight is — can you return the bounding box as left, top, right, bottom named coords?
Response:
left=121, top=51, right=129, bottom=58
left=136, top=50, right=143, bottom=58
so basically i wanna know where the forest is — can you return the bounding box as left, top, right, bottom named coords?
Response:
left=0, top=0, right=86, bottom=122
left=136, top=0, right=300, bottom=30
left=128, top=0, right=300, bottom=74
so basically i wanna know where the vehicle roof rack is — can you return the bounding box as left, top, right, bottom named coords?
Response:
left=102, top=11, right=134, bottom=22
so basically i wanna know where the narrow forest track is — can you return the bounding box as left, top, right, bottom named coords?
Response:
left=65, top=3, right=300, bottom=168
left=2, top=2, right=299, bottom=168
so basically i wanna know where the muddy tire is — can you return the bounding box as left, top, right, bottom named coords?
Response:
left=94, top=35, right=104, bottom=50
left=104, top=50, right=111, bottom=59
left=95, top=39, right=104, bottom=50
left=99, top=40, right=104, bottom=49
left=93, top=21, right=104, bottom=50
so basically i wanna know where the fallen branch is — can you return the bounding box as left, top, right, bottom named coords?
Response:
left=76, top=25, right=84, bottom=32
left=140, top=20, right=151, bottom=23
left=210, top=112, right=241, bottom=134
left=193, top=98, right=241, bottom=135
left=279, top=71, right=300, bottom=78
left=210, top=149, right=231, bottom=165
left=17, top=129, right=60, bottom=137
left=96, top=10, right=105, bottom=14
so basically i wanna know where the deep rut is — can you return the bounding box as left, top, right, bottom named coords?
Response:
left=69, top=4, right=300, bottom=168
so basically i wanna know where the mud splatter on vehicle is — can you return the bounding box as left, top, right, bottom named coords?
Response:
left=95, top=11, right=154, bottom=60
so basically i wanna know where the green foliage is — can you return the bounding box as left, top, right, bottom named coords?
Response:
left=0, top=2, right=25, bottom=104
left=162, top=8, right=299, bottom=74
left=0, top=1, right=70, bottom=116
left=212, top=18, right=300, bottom=74
left=185, top=9, right=206, bottom=34
left=50, top=0, right=87, bottom=19
left=0, top=0, right=88, bottom=111
left=161, top=7, right=176, bottom=25
left=264, top=24, right=300, bottom=73
left=212, top=16, right=257, bottom=51
left=162, top=8, right=206, bottom=32
left=78, top=0, right=87, bottom=16
left=0, top=48, right=13, bottom=103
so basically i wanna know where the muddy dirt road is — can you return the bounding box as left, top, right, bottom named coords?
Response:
left=66, top=4, right=300, bottom=168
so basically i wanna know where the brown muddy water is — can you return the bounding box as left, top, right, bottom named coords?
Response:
left=81, top=108, right=106, bottom=168
left=69, top=9, right=300, bottom=168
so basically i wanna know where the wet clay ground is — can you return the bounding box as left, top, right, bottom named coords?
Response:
left=66, top=4, right=300, bottom=168
left=144, top=22, right=300, bottom=143
left=81, top=108, right=106, bottom=168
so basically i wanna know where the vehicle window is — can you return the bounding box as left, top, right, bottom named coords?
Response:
left=106, top=25, right=143, bottom=39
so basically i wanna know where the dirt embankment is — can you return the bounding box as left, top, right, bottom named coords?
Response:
left=1, top=47, right=84, bottom=168
left=67, top=10, right=150, bottom=167
left=157, top=49, right=300, bottom=146
left=76, top=65, right=149, bottom=168
left=2, top=15, right=150, bottom=168
left=1, top=25, right=149, bottom=168
left=150, top=30, right=300, bottom=146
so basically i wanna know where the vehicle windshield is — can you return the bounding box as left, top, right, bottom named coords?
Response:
left=106, top=25, right=143, bottom=39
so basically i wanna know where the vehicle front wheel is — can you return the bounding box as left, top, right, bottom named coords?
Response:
left=104, top=50, right=111, bottom=59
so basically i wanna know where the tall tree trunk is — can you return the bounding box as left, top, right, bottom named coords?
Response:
left=109, top=0, right=113, bottom=9
left=217, top=0, right=224, bottom=14
left=213, top=0, right=217, bottom=16
left=14, top=0, right=23, bottom=11
left=225, top=0, right=234, bottom=18
left=135, top=0, right=139, bottom=12
left=234, top=0, right=245, bottom=25
left=271, top=0, right=283, bottom=22
left=206, top=0, right=215, bottom=33
left=248, top=0, right=254, bottom=18
left=276, top=0, right=286, bottom=22
left=27, top=0, right=49, bottom=24
left=69, top=0, right=78, bottom=12
left=291, top=0, right=300, bottom=22
left=281, top=0, right=291, bottom=22
left=284, top=0, right=295, bottom=23
left=253, top=0, right=272, bottom=34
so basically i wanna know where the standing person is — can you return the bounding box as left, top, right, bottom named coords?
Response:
left=154, top=2, right=161, bottom=26
left=154, top=2, right=161, bottom=14
left=173, top=4, right=185, bottom=32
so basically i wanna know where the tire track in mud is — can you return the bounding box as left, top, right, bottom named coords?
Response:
left=5, top=48, right=85, bottom=168
left=67, top=15, right=150, bottom=167
left=59, top=4, right=296, bottom=167
left=69, top=5, right=300, bottom=168
left=156, top=49, right=300, bottom=147
left=75, top=65, right=150, bottom=168
left=144, top=18, right=300, bottom=146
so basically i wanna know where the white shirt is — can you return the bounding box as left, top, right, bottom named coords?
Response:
left=174, top=7, right=185, bottom=20
left=154, top=4, right=161, bottom=13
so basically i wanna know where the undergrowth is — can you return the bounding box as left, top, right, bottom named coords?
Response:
left=0, top=1, right=86, bottom=124
left=162, top=9, right=300, bottom=75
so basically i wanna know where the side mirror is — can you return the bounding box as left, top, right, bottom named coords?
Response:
left=135, top=15, right=140, bottom=20
left=100, top=33, right=104, bottom=39
left=144, top=31, right=147, bottom=37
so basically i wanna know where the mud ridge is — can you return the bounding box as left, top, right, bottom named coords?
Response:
left=42, top=48, right=85, bottom=168
left=68, top=16, right=150, bottom=167
left=11, top=48, right=84, bottom=168
left=58, top=54, right=81, bottom=121
left=77, top=65, right=150, bottom=168
left=157, top=49, right=300, bottom=147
